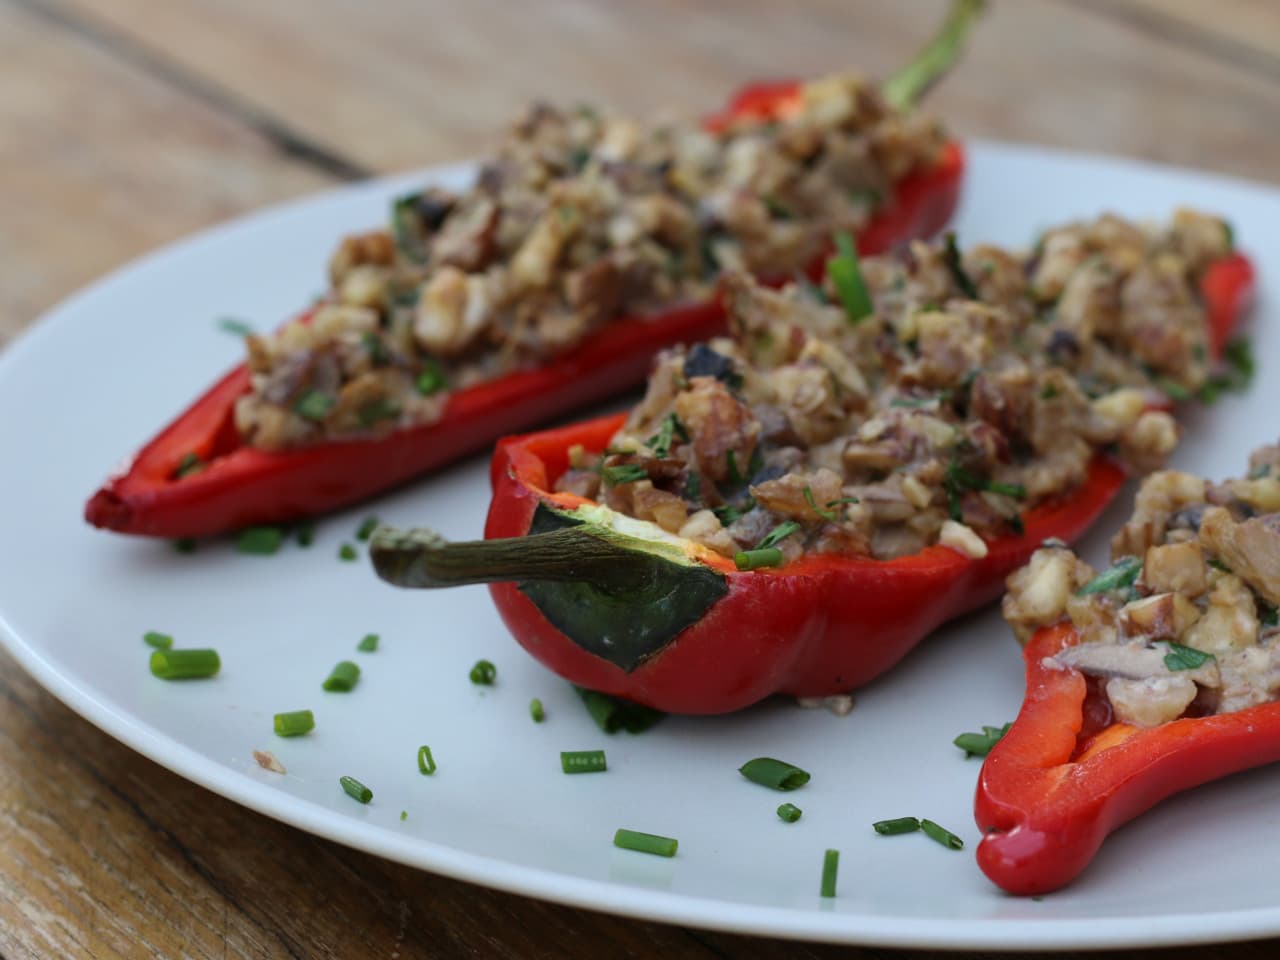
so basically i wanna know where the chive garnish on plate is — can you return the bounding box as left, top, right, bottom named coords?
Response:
left=561, top=750, right=607, bottom=774
left=575, top=687, right=664, bottom=734
left=1077, top=556, right=1142, bottom=595
left=340, top=776, right=373, bottom=804
left=469, top=659, right=497, bottom=685
left=734, top=547, right=783, bottom=571
left=1163, top=641, right=1215, bottom=672
left=322, top=660, right=361, bottom=692
left=338, top=543, right=358, bottom=562
left=143, top=631, right=174, bottom=650
left=613, top=828, right=678, bottom=857
left=150, top=648, right=220, bottom=680
left=417, top=745, right=436, bottom=775
left=872, top=816, right=921, bottom=836
left=776, top=803, right=803, bottom=823
left=357, top=633, right=379, bottom=652
left=356, top=516, right=379, bottom=541
left=530, top=698, right=546, bottom=723
left=820, top=849, right=839, bottom=898
left=739, top=757, right=810, bottom=791
left=828, top=232, right=872, bottom=324
left=273, top=709, right=315, bottom=737
left=953, top=722, right=1012, bottom=758
left=920, top=818, right=964, bottom=850
left=237, top=526, right=284, bottom=555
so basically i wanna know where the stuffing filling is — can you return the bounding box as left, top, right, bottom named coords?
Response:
left=1004, top=442, right=1280, bottom=727
left=234, top=73, right=945, bottom=450
left=556, top=210, right=1233, bottom=563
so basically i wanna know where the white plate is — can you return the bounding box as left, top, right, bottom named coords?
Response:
left=2, top=143, right=1278, bottom=951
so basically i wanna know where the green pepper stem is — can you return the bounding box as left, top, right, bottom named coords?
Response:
left=370, top=524, right=656, bottom=590
left=883, top=0, right=986, bottom=111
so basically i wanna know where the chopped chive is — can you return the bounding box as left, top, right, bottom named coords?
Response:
left=561, top=749, right=607, bottom=774
left=417, top=745, right=436, bottom=775
left=357, top=397, right=401, bottom=427
left=757, top=520, right=802, bottom=550
left=172, top=537, right=198, bottom=553
left=726, top=449, right=744, bottom=486
left=804, top=486, right=839, bottom=522
left=340, top=776, right=373, bottom=804
left=776, top=803, right=803, bottom=823
left=149, top=648, right=220, bottom=680
left=469, top=659, right=497, bottom=685
left=575, top=687, right=665, bottom=734
left=942, top=232, right=979, bottom=299
left=293, top=389, right=334, bottom=422
left=820, top=849, right=839, bottom=898
left=985, top=481, right=1027, bottom=499
left=530, top=698, right=546, bottom=723
left=174, top=451, right=204, bottom=479
left=953, top=722, right=1012, bottom=758
left=143, top=631, right=174, bottom=650
left=357, top=633, right=379, bottom=652
left=216, top=316, right=255, bottom=337
left=355, top=516, right=379, bottom=541
left=684, top=471, right=702, bottom=503
left=338, top=542, right=358, bottom=562
left=920, top=819, right=964, bottom=851
left=734, top=548, right=783, bottom=571
left=295, top=521, right=315, bottom=547
left=236, top=526, right=285, bottom=555
left=273, top=709, right=315, bottom=737
left=415, top=361, right=447, bottom=396
left=322, top=660, right=361, bottom=692
left=827, top=232, right=872, bottom=323
left=601, top=463, right=648, bottom=486
left=873, top=816, right=922, bottom=836
left=739, top=757, right=810, bottom=791
left=1163, top=642, right=1215, bottom=672
left=400, top=810, right=408, bottom=821
left=613, top=828, right=678, bottom=857
left=826, top=496, right=860, bottom=508
left=1076, top=556, right=1142, bottom=595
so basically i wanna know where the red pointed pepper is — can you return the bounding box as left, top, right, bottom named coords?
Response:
left=975, top=620, right=1280, bottom=895
left=368, top=253, right=1253, bottom=714
left=84, top=111, right=964, bottom=540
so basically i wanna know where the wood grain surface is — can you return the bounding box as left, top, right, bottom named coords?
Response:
left=2, top=1, right=1280, bottom=956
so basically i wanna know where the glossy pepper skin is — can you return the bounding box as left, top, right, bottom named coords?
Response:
left=84, top=88, right=965, bottom=540
left=975, top=622, right=1280, bottom=896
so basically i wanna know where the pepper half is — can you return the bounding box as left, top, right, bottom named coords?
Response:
left=84, top=32, right=973, bottom=539
left=974, top=621, right=1280, bottom=896
left=370, top=254, right=1253, bottom=714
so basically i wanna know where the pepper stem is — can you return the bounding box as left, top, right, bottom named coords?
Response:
left=883, top=0, right=986, bottom=111
left=370, top=524, right=657, bottom=591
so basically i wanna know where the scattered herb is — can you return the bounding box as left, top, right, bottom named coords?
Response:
left=296, top=522, right=316, bottom=547
left=561, top=749, right=607, bottom=774
left=273, top=709, right=315, bottom=737
left=469, top=659, right=497, bottom=685
left=216, top=316, right=255, bottom=337
left=942, top=232, right=978, bottom=299
left=757, top=521, right=802, bottom=551
left=820, top=849, right=839, bottom=898
left=920, top=819, right=964, bottom=851
left=294, top=389, right=335, bottom=422
left=357, top=633, right=379, bottom=652
left=356, top=515, right=380, bottom=541
left=174, top=451, right=204, bottom=479
left=826, top=496, right=860, bottom=508
left=415, top=361, right=447, bottom=396
left=237, top=526, right=285, bottom=555
left=338, top=542, right=358, bottom=562
left=358, top=397, right=401, bottom=427
left=322, top=660, right=361, bottom=692
left=646, top=413, right=688, bottom=458
left=143, top=631, right=174, bottom=650
left=776, top=803, right=803, bottom=823
left=1198, top=336, right=1255, bottom=404
left=873, top=817, right=922, bottom=836
left=734, top=547, right=783, bottom=571
left=738, top=757, right=810, bottom=791
left=954, top=722, right=1012, bottom=758
left=417, top=745, right=436, bottom=775
left=827, top=232, right=872, bottom=324
left=150, top=648, right=220, bottom=680
left=361, top=331, right=390, bottom=365
left=602, top=463, right=648, bottom=486
left=1262, top=603, right=1279, bottom=628
left=576, top=687, right=664, bottom=734
left=530, top=698, right=546, bottom=723
left=1076, top=556, right=1142, bottom=595
left=804, top=485, right=839, bottom=522
left=1164, top=642, right=1215, bottom=672
left=684, top=472, right=702, bottom=503
left=614, top=828, right=678, bottom=857
left=400, top=810, right=408, bottom=821
left=340, top=776, right=373, bottom=804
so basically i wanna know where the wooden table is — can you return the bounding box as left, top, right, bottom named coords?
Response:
left=2, top=1, right=1278, bottom=956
